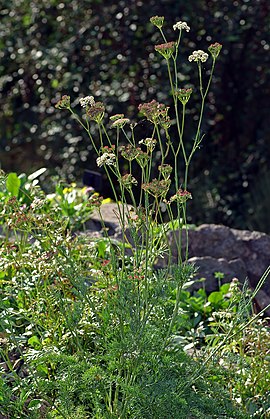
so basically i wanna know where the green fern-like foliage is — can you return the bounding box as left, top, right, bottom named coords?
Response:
left=30, top=347, right=245, bottom=419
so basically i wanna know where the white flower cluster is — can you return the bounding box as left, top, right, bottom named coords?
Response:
left=30, top=197, right=44, bottom=210
left=96, top=153, right=116, bottom=167
left=188, top=50, right=209, bottom=63
left=173, top=21, right=190, bottom=32
left=79, top=95, right=95, bottom=108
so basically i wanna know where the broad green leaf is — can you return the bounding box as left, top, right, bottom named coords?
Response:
left=220, top=283, right=230, bottom=294
left=6, top=173, right=21, bottom=197
left=208, top=291, right=223, bottom=304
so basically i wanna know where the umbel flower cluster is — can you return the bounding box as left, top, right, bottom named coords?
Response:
left=79, top=95, right=95, bottom=108
left=208, top=42, right=223, bottom=59
left=188, top=50, right=209, bottom=63
left=138, top=138, right=157, bottom=152
left=175, top=88, right=193, bottom=105
left=55, top=95, right=70, bottom=109
left=169, top=188, right=192, bottom=204
left=111, top=118, right=130, bottom=128
left=155, top=42, right=175, bottom=60
left=86, top=102, right=105, bottom=123
left=138, top=100, right=171, bottom=130
left=120, top=174, right=138, bottom=189
left=142, top=178, right=171, bottom=198
left=96, top=152, right=116, bottom=167
left=108, top=114, right=129, bottom=128
left=149, top=15, right=164, bottom=29
left=158, top=164, right=173, bottom=180
left=119, top=144, right=140, bottom=161
left=173, top=21, right=190, bottom=32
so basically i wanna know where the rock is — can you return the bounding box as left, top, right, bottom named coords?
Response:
left=188, top=224, right=241, bottom=260
left=230, top=228, right=270, bottom=288
left=254, top=289, right=270, bottom=317
left=84, top=202, right=132, bottom=236
left=187, top=256, right=248, bottom=293
left=168, top=224, right=269, bottom=277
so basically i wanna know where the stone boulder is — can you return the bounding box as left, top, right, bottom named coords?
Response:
left=167, top=224, right=270, bottom=313
left=187, top=256, right=248, bottom=293
left=85, top=202, right=132, bottom=237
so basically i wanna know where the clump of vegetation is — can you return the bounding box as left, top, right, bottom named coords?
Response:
left=0, top=15, right=269, bottom=419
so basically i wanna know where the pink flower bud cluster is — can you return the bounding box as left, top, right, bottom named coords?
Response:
left=55, top=95, right=70, bottom=109
left=138, top=100, right=171, bottom=130
left=155, top=42, right=175, bottom=60
left=165, top=189, right=192, bottom=205
left=208, top=42, right=222, bottom=59
left=142, top=178, right=171, bottom=198
left=87, top=102, right=105, bottom=123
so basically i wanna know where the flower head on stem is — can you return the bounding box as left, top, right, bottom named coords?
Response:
left=127, top=206, right=147, bottom=229
left=158, top=164, right=173, bottom=180
left=188, top=50, right=209, bottom=63
left=88, top=193, right=104, bottom=208
left=175, top=88, right=193, bottom=105
left=110, top=114, right=125, bottom=122
left=119, top=144, right=140, bottom=161
left=55, top=95, right=71, bottom=109
left=142, top=179, right=171, bottom=198
left=173, top=21, right=190, bottom=32
left=101, top=145, right=115, bottom=153
left=208, top=42, right=222, bottom=59
left=96, top=152, right=116, bottom=167
left=86, top=102, right=105, bottom=124
left=79, top=95, right=95, bottom=108
left=155, top=42, right=175, bottom=60
left=150, top=16, right=164, bottom=29
left=165, top=188, right=192, bottom=204
left=111, top=118, right=130, bottom=128
left=138, top=100, right=171, bottom=129
left=135, top=149, right=150, bottom=168
left=138, top=138, right=157, bottom=152
left=120, top=174, right=138, bottom=189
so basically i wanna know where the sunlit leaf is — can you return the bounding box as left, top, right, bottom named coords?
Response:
left=6, top=173, right=21, bottom=197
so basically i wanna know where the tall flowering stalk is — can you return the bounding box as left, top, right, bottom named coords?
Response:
left=149, top=17, right=222, bottom=263
left=55, top=17, right=222, bottom=416
left=55, top=16, right=221, bottom=286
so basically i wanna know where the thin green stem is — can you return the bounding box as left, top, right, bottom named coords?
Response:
left=159, top=28, right=167, bottom=43
left=173, top=31, right=182, bottom=91
left=155, top=122, right=165, bottom=164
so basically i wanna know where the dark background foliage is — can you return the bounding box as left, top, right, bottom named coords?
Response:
left=1, top=0, right=269, bottom=232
